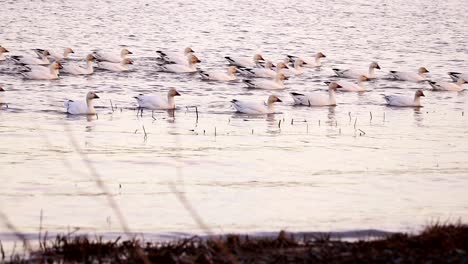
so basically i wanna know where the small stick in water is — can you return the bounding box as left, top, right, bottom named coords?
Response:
left=214, top=127, right=217, bottom=137
left=142, top=125, right=147, bottom=140
left=306, top=124, right=309, bottom=133
left=291, top=119, right=294, bottom=125
left=110, top=100, right=114, bottom=112
left=348, top=112, right=351, bottom=122
left=195, top=106, right=199, bottom=122
left=251, top=129, right=254, bottom=134
left=319, top=120, right=321, bottom=126
left=383, top=112, right=386, bottom=122
left=359, top=129, right=366, bottom=136
left=152, top=111, right=156, bottom=121
left=278, top=120, right=281, bottom=128
left=370, top=111, right=373, bottom=122
left=354, top=117, right=357, bottom=129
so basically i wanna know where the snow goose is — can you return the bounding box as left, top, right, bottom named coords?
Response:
left=34, top=48, right=74, bottom=60
left=389, top=67, right=429, bottom=82
left=11, top=50, right=50, bottom=65
left=157, top=54, right=201, bottom=73
left=244, top=73, right=288, bottom=90
left=448, top=72, right=468, bottom=82
left=280, top=59, right=307, bottom=77
left=0, top=46, right=9, bottom=61
left=333, top=62, right=381, bottom=79
left=93, top=48, right=132, bottom=63
left=225, top=54, right=265, bottom=68
left=134, top=88, right=181, bottom=110
left=287, top=52, right=326, bottom=68
left=21, top=61, right=62, bottom=80
left=429, top=78, right=466, bottom=92
left=62, top=54, right=96, bottom=75
left=290, top=82, right=342, bottom=106
left=335, top=75, right=369, bottom=92
left=385, top=90, right=425, bottom=107
left=231, top=95, right=282, bottom=114
left=239, top=61, right=289, bottom=78
left=64, top=91, right=100, bottom=115
left=156, top=47, right=194, bottom=65
left=199, top=66, right=238, bottom=81
left=98, top=58, right=133, bottom=72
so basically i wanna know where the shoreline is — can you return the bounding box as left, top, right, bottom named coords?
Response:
left=3, top=223, right=467, bottom=263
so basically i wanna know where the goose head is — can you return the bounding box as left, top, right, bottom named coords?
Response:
left=64, top=47, right=74, bottom=55
left=267, top=95, right=282, bottom=104
left=253, top=54, right=264, bottom=62
left=316, top=52, right=326, bottom=59
left=184, top=47, right=194, bottom=54
left=276, top=62, right=289, bottom=69
left=457, top=78, right=467, bottom=85
left=188, top=54, right=201, bottom=64
left=86, top=54, right=96, bottom=62
left=276, top=73, right=288, bottom=81
left=52, top=62, right=63, bottom=70
left=122, top=58, right=134, bottom=65
left=295, top=59, right=306, bottom=67
left=86, top=91, right=100, bottom=100
left=324, top=81, right=342, bottom=90
left=168, top=88, right=181, bottom=97
left=42, top=50, right=51, bottom=57
left=415, top=90, right=425, bottom=97
left=228, top=66, right=239, bottom=74
left=418, top=67, right=429, bottom=74
left=121, top=49, right=133, bottom=56
left=264, top=60, right=274, bottom=69
left=0, top=46, right=9, bottom=53
left=370, top=62, right=381, bottom=70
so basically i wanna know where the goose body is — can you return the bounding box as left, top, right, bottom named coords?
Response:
left=244, top=73, right=288, bottom=90
left=384, top=90, right=425, bottom=107
left=93, top=49, right=132, bottom=63
left=156, top=47, right=194, bottom=65
left=429, top=78, right=466, bottom=91
left=158, top=54, right=200, bottom=73
left=98, top=58, right=133, bottom=72
left=448, top=72, right=468, bottom=82
left=64, top=91, right=100, bottom=115
left=290, top=82, right=342, bottom=106
left=21, top=62, right=62, bottom=80
left=62, top=54, right=96, bottom=75
left=225, top=54, right=264, bottom=68
left=0, top=46, right=9, bottom=61
left=390, top=67, right=429, bottom=82
left=336, top=75, right=369, bottom=92
left=287, top=52, right=326, bottom=68
left=231, top=95, right=282, bottom=114
left=134, top=88, right=181, bottom=110
left=333, top=62, right=381, bottom=79
left=199, top=66, right=238, bottom=81
left=11, top=50, right=50, bottom=65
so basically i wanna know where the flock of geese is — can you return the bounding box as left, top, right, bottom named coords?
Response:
left=0, top=45, right=467, bottom=115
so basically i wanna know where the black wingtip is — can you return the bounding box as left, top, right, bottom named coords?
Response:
left=447, top=72, right=460, bottom=75
left=389, top=71, right=397, bottom=74
left=290, top=92, right=304, bottom=96
left=231, top=99, right=238, bottom=103
left=332, top=68, right=340, bottom=71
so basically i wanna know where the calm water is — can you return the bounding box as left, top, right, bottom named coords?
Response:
left=1, top=0, right=468, bottom=241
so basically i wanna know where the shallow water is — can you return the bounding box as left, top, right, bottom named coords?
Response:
left=1, top=0, right=468, bottom=241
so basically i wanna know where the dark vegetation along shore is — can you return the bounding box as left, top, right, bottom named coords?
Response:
left=3, top=223, right=468, bottom=263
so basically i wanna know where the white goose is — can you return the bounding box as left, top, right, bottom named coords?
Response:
left=429, top=78, right=466, bottom=92
left=21, top=61, right=62, bottom=80
left=448, top=72, right=468, bottom=82
left=280, top=59, right=307, bottom=77
left=199, top=66, right=238, bottom=81
left=335, top=75, right=369, bottom=92
left=385, top=90, right=425, bottom=107
left=287, top=52, right=326, bottom=68
left=98, top=58, right=133, bottom=72
left=64, top=91, right=100, bottom=115
left=231, top=95, right=282, bottom=114
left=62, top=54, right=96, bottom=75
left=11, top=50, right=50, bottom=65
left=156, top=47, right=194, bottom=65
left=239, top=61, right=289, bottom=78
left=35, top=48, right=74, bottom=60
left=333, top=62, right=381, bottom=79
left=134, top=88, right=181, bottom=110
left=0, top=46, right=9, bottom=61
left=290, top=82, right=342, bottom=106
left=157, top=54, right=201, bottom=73
left=389, top=67, right=429, bottom=82
left=225, top=54, right=265, bottom=68
left=244, top=73, right=288, bottom=90
left=93, top=48, right=132, bottom=63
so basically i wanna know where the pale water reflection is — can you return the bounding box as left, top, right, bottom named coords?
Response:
left=0, top=0, right=467, bottom=242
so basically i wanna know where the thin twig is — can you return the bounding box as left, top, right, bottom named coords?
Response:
left=110, top=99, right=114, bottom=112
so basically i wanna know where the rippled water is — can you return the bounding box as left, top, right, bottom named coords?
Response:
left=1, top=0, right=468, bottom=241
